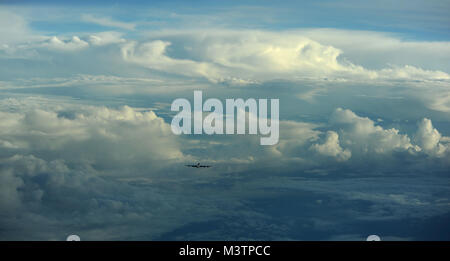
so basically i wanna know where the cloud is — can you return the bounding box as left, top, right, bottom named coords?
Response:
left=1, top=9, right=449, bottom=85
left=0, top=9, right=40, bottom=45
left=330, top=108, right=415, bottom=154
left=81, top=14, right=136, bottom=30
left=88, top=31, right=126, bottom=46
left=42, top=36, right=89, bottom=51
left=302, top=108, right=449, bottom=162
left=379, top=65, right=449, bottom=81
left=121, top=40, right=221, bottom=81
left=0, top=98, right=448, bottom=240
left=124, top=30, right=368, bottom=82
left=311, top=131, right=351, bottom=161
left=297, top=28, right=450, bottom=73
left=415, top=118, right=449, bottom=156
left=0, top=98, right=208, bottom=240
left=0, top=167, right=23, bottom=212
left=126, top=30, right=449, bottom=83
left=274, top=121, right=321, bottom=157
left=0, top=4, right=449, bottom=241
left=0, top=102, right=184, bottom=176
left=428, top=93, right=450, bottom=113
left=2, top=26, right=448, bottom=94
left=0, top=151, right=224, bottom=240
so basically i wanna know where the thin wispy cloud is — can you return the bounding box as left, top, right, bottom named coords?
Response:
left=81, top=14, right=136, bottom=30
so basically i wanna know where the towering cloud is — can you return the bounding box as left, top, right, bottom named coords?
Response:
left=330, top=108, right=415, bottom=154
left=415, top=118, right=449, bottom=157
left=311, top=131, right=351, bottom=161
left=0, top=104, right=184, bottom=176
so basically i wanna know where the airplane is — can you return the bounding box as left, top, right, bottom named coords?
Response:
left=185, top=162, right=211, bottom=168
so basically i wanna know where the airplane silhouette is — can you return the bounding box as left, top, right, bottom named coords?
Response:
left=185, top=162, right=211, bottom=168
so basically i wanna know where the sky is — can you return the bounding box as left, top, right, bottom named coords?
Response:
left=0, top=0, right=449, bottom=240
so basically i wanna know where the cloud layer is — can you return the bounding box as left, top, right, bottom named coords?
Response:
left=0, top=6, right=449, bottom=240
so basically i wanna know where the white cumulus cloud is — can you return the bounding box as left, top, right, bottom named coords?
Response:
left=330, top=108, right=415, bottom=154
left=311, top=131, right=351, bottom=161
left=42, top=36, right=89, bottom=51
left=415, top=118, right=449, bottom=157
